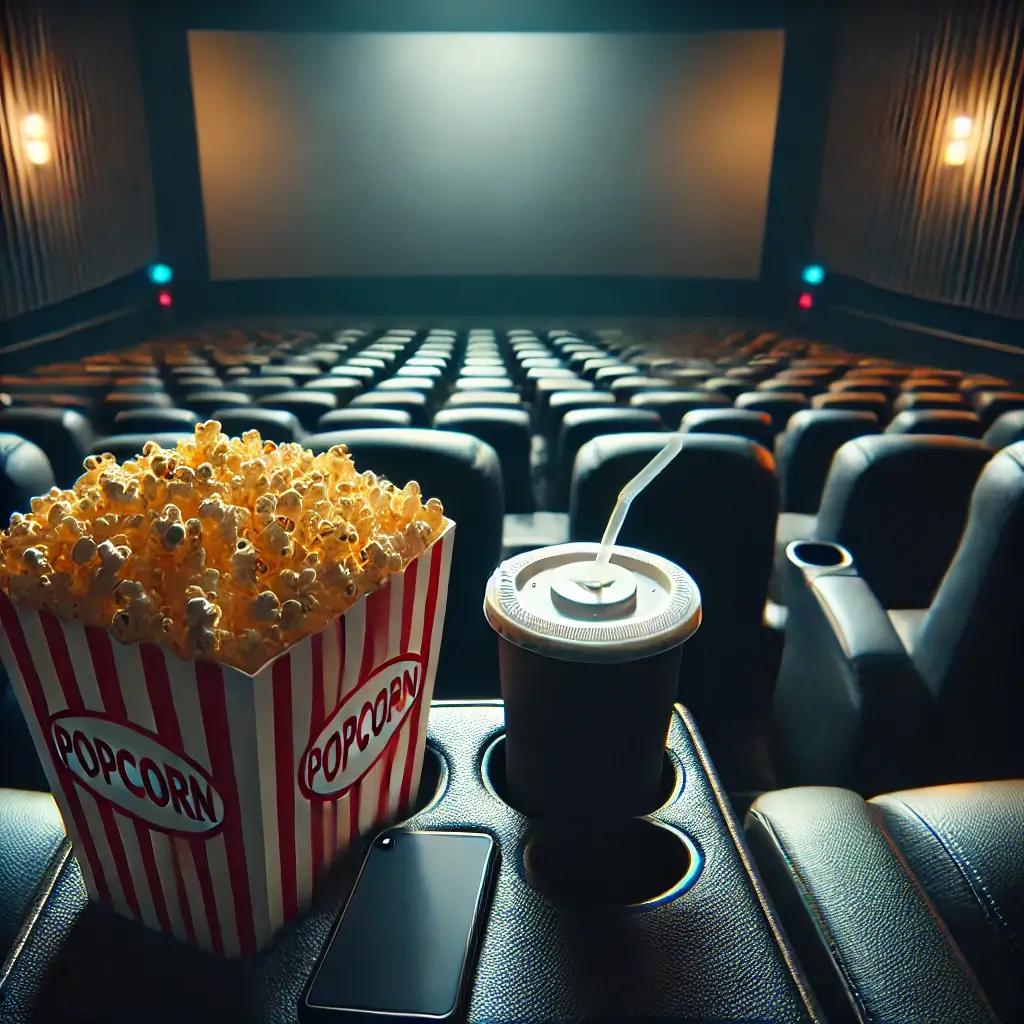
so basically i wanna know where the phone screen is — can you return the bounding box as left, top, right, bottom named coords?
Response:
left=305, top=830, right=497, bottom=1021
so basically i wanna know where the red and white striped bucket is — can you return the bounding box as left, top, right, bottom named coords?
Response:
left=0, top=521, right=455, bottom=956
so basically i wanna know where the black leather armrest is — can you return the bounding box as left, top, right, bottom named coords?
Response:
left=745, top=786, right=998, bottom=1024
left=774, top=561, right=935, bottom=792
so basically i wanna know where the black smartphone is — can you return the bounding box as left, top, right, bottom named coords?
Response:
left=301, top=829, right=499, bottom=1023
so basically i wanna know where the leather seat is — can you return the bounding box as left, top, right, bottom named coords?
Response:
left=680, top=408, right=774, bottom=447
left=113, top=408, right=199, bottom=434
left=556, top=408, right=663, bottom=506
left=99, top=392, right=173, bottom=429
left=303, top=377, right=365, bottom=402
left=701, top=377, right=748, bottom=400
left=183, top=390, right=251, bottom=414
left=432, top=408, right=534, bottom=513
left=973, top=390, right=1024, bottom=429
left=745, top=781, right=1022, bottom=1024
left=87, top=433, right=193, bottom=462
left=570, top=433, right=778, bottom=724
left=453, top=377, right=514, bottom=393
left=757, top=380, right=822, bottom=398
left=0, top=409, right=93, bottom=488
left=734, top=392, right=810, bottom=433
left=232, top=377, right=298, bottom=395
left=543, top=391, right=616, bottom=440
left=0, top=434, right=55, bottom=522
left=609, top=376, right=677, bottom=403
left=893, top=391, right=968, bottom=414
left=532, top=378, right=593, bottom=430
left=983, top=409, right=1024, bottom=449
left=168, top=376, right=226, bottom=394
left=317, top=408, right=413, bottom=430
left=775, top=443, right=1024, bottom=790
left=349, top=390, right=430, bottom=426
left=304, top=428, right=503, bottom=696
left=885, top=410, right=983, bottom=437
left=256, top=390, right=337, bottom=429
left=212, top=409, right=304, bottom=443
left=812, top=392, right=890, bottom=420
left=628, top=390, right=731, bottom=426
left=445, top=391, right=525, bottom=411
left=788, top=434, right=990, bottom=609
left=775, top=410, right=879, bottom=513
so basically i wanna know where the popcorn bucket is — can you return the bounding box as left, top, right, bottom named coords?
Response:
left=0, top=520, right=455, bottom=956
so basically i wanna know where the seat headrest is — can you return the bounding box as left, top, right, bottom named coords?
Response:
left=433, top=408, right=531, bottom=429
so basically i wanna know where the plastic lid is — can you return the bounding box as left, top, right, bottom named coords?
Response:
left=483, top=543, right=701, bottom=664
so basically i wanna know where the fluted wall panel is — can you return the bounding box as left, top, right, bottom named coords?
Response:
left=815, top=0, right=1024, bottom=319
left=0, top=0, right=157, bottom=321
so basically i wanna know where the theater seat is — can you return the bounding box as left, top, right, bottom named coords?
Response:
left=445, top=391, right=526, bottom=411
left=100, top=392, right=173, bottom=429
left=349, top=391, right=430, bottom=426
left=304, top=428, right=503, bottom=697
left=745, top=781, right=1024, bottom=1024
left=432, top=408, right=534, bottom=513
left=680, top=408, right=774, bottom=447
left=628, top=390, right=731, bottom=426
left=256, top=390, right=337, bottom=429
left=113, top=408, right=200, bottom=434
left=0, top=409, right=93, bottom=489
left=212, top=409, right=304, bottom=444
left=0, top=434, right=55, bottom=522
left=983, top=409, right=1024, bottom=449
left=183, top=390, right=252, bottom=415
left=87, top=433, right=193, bottom=462
left=233, top=377, right=298, bottom=396
left=781, top=434, right=990, bottom=610
left=893, top=391, right=968, bottom=414
left=775, top=410, right=880, bottom=514
left=556, top=408, right=663, bottom=506
left=609, top=376, right=676, bottom=403
left=317, top=408, right=414, bottom=430
left=543, top=391, right=616, bottom=440
left=973, top=390, right=1024, bottom=429
left=734, top=392, right=809, bottom=433
left=812, top=392, right=890, bottom=420
left=570, top=433, right=778, bottom=729
left=885, top=410, right=983, bottom=437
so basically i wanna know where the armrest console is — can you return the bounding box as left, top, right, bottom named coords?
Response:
left=775, top=548, right=936, bottom=791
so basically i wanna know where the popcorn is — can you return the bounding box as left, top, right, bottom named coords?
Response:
left=0, top=423, right=446, bottom=672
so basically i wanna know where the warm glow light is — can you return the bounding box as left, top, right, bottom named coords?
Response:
left=22, top=113, right=48, bottom=140
left=20, top=113, right=52, bottom=165
left=944, top=140, right=968, bottom=166
left=24, top=139, right=52, bottom=166
left=157, top=290, right=173, bottom=308
left=951, top=115, right=973, bottom=139
left=798, top=292, right=814, bottom=310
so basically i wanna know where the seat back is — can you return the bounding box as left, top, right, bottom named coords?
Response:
left=256, top=390, right=337, bottom=429
left=817, top=435, right=991, bottom=608
left=304, top=428, right=504, bottom=696
left=776, top=410, right=879, bottom=513
left=680, top=409, right=773, bottom=447
left=212, top=409, right=304, bottom=443
left=886, top=410, right=982, bottom=437
left=317, top=408, right=413, bottom=430
left=88, top=433, right=193, bottom=463
left=973, top=391, right=1024, bottom=429
left=432, top=408, right=534, bottom=512
left=983, top=410, right=1024, bottom=450
left=628, top=390, right=731, bottom=426
left=734, top=392, right=809, bottom=432
left=569, top=433, right=778, bottom=718
left=0, top=433, right=55, bottom=522
left=917, top=444, right=1024, bottom=779
left=113, top=408, right=200, bottom=434
left=0, top=408, right=93, bottom=488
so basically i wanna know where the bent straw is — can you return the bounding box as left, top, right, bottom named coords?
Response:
left=584, top=433, right=685, bottom=585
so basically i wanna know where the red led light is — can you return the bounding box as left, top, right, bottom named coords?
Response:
left=157, top=290, right=173, bottom=308
left=798, top=292, right=814, bottom=310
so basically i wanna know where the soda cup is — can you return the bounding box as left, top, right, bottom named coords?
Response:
left=484, top=542, right=701, bottom=818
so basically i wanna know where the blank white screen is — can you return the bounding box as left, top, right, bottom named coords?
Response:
left=189, top=30, right=785, bottom=280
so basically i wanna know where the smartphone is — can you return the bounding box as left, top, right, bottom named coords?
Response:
left=301, top=829, right=499, bottom=1023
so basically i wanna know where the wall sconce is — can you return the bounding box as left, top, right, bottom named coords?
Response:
left=21, top=113, right=52, bottom=165
left=943, top=115, right=973, bottom=167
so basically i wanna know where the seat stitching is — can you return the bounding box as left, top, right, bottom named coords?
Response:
left=890, top=798, right=1024, bottom=955
left=748, top=809, right=872, bottom=1024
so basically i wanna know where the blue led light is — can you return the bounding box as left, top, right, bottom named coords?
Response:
left=148, top=263, right=173, bottom=286
left=801, top=264, right=826, bottom=286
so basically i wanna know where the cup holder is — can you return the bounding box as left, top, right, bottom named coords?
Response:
left=786, top=540, right=853, bottom=570
left=524, top=818, right=703, bottom=908
left=397, top=743, right=447, bottom=821
left=481, top=734, right=682, bottom=817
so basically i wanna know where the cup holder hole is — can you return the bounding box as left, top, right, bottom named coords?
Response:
left=397, top=744, right=446, bottom=821
left=481, top=734, right=681, bottom=818
left=789, top=541, right=850, bottom=568
left=524, top=818, right=702, bottom=908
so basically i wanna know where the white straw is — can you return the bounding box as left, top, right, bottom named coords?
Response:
left=585, top=433, right=684, bottom=584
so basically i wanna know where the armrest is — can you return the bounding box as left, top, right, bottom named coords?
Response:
left=774, top=561, right=936, bottom=792
left=744, top=787, right=998, bottom=1024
